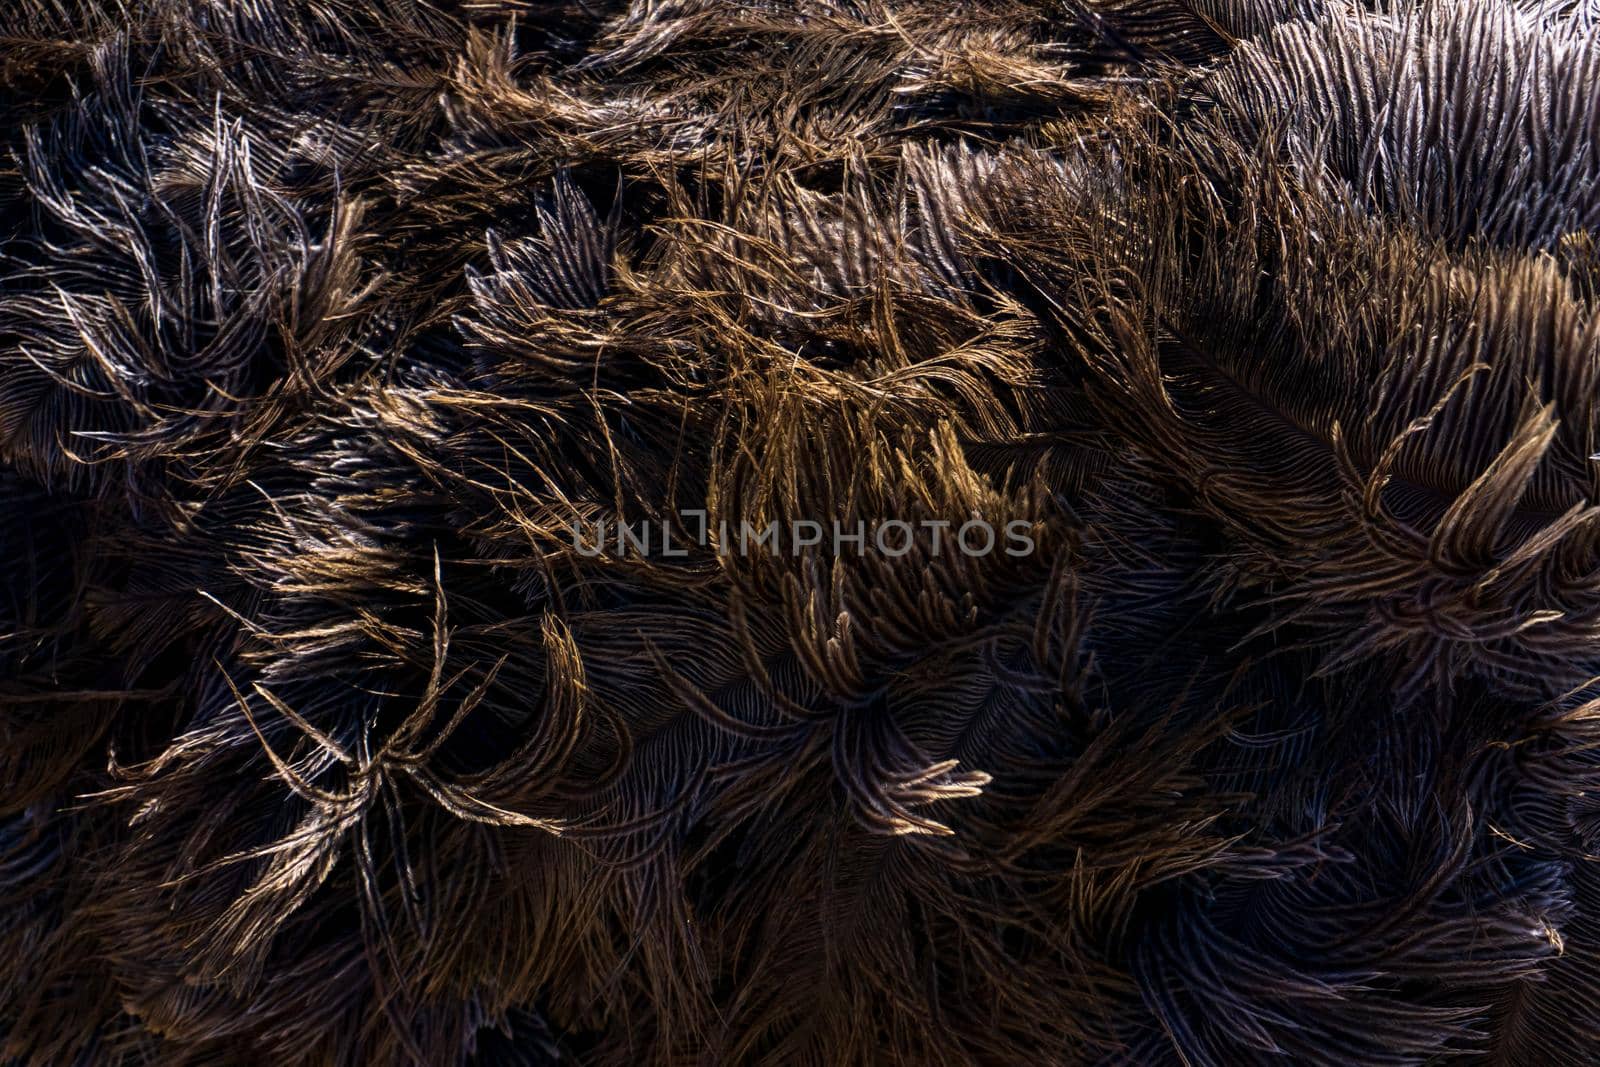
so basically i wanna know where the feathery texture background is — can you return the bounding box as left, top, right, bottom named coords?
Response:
left=4, top=0, right=1600, bottom=1063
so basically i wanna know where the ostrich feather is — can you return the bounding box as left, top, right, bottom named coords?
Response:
left=2, top=1, right=1599, bottom=1064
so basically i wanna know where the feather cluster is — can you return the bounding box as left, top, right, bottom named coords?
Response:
left=4, top=0, right=1600, bottom=1063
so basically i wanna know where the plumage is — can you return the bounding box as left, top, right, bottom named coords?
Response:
left=2, top=0, right=1599, bottom=1063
